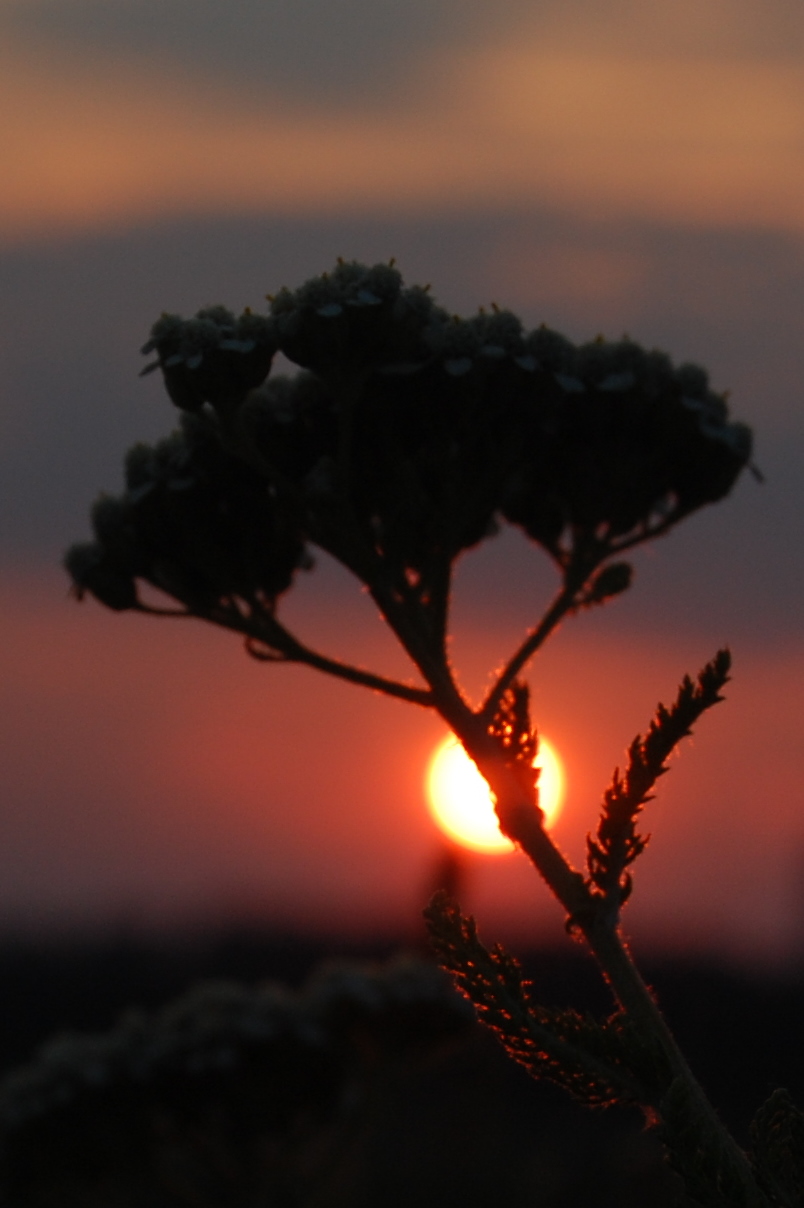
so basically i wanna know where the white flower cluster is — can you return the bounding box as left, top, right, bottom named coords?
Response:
left=141, top=307, right=274, bottom=376
left=271, top=259, right=405, bottom=322
left=123, top=431, right=196, bottom=503
left=421, top=308, right=527, bottom=377
left=267, top=259, right=449, bottom=374
left=68, top=260, right=754, bottom=619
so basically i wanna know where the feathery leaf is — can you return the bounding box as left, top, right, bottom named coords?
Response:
left=424, top=891, right=653, bottom=1108
left=586, top=650, right=731, bottom=912
left=750, top=1088, right=804, bottom=1207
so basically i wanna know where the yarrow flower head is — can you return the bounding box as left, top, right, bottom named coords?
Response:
left=141, top=305, right=276, bottom=413
left=268, top=258, right=450, bottom=375
left=67, top=262, right=753, bottom=621
left=66, top=411, right=307, bottom=614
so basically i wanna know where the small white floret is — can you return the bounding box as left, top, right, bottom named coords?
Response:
left=598, top=371, right=635, bottom=392
left=444, top=357, right=473, bottom=376
left=554, top=372, right=586, bottom=393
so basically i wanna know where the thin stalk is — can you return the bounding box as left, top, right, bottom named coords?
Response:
left=491, top=779, right=765, bottom=1202
left=250, top=636, right=434, bottom=707
left=367, top=582, right=471, bottom=713
left=479, top=579, right=581, bottom=725
left=457, top=716, right=592, bottom=915
left=436, top=683, right=768, bottom=1207
left=421, top=555, right=453, bottom=658
left=584, top=922, right=768, bottom=1205
left=195, top=601, right=435, bottom=708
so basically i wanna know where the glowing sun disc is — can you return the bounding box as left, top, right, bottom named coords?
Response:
left=426, top=735, right=565, bottom=854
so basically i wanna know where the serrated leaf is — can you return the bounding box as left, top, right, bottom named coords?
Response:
left=586, top=650, right=731, bottom=914
left=750, top=1088, right=804, bottom=1206
left=424, top=891, right=650, bottom=1108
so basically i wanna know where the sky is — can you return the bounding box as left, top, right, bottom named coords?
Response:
left=1, top=0, right=804, bottom=964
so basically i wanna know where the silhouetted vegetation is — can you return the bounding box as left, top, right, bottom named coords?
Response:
left=1, top=930, right=803, bottom=1206
left=57, top=260, right=798, bottom=1205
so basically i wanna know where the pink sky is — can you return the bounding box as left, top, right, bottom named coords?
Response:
left=2, top=555, right=802, bottom=965
left=0, top=0, right=803, bottom=960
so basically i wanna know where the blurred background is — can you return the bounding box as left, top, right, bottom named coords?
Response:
left=0, top=0, right=803, bottom=965
left=2, top=4, right=804, bottom=1202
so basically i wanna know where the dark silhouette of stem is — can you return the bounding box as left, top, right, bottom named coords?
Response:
left=164, top=599, right=435, bottom=708
left=479, top=580, right=580, bottom=725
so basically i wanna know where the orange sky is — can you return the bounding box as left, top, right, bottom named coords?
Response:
left=2, top=2, right=804, bottom=238
left=2, top=560, right=802, bottom=965
left=1, top=0, right=804, bottom=959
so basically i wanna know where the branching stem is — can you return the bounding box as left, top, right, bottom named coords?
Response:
left=252, top=635, right=434, bottom=707
left=479, top=558, right=596, bottom=725
left=135, top=520, right=765, bottom=1206
left=419, top=643, right=767, bottom=1207
left=478, top=590, right=575, bottom=724
left=184, top=600, right=434, bottom=708
left=585, top=922, right=768, bottom=1205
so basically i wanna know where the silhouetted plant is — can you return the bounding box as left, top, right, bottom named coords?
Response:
left=64, top=259, right=794, bottom=1206
left=0, top=955, right=470, bottom=1206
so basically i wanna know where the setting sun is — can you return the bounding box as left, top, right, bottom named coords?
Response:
left=425, top=735, right=564, bottom=854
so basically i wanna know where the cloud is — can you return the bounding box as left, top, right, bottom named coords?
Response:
left=509, top=0, right=804, bottom=60
left=2, top=0, right=471, bottom=108
left=6, top=0, right=804, bottom=112
left=2, top=20, right=804, bottom=239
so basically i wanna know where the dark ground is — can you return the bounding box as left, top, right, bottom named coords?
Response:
left=0, top=926, right=800, bottom=1206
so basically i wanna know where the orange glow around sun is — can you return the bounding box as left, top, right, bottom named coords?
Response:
left=425, top=735, right=565, bottom=854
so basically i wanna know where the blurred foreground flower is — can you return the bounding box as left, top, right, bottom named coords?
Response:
left=0, top=955, right=470, bottom=1207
